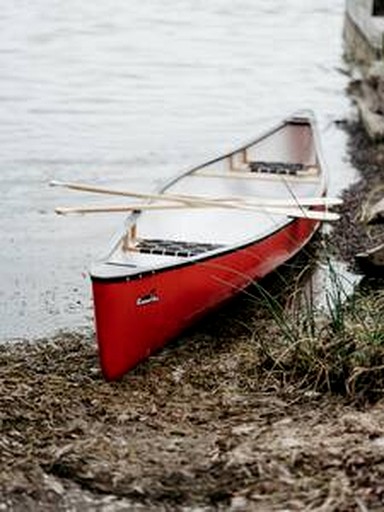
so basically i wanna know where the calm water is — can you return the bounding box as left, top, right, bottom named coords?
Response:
left=0, top=0, right=356, bottom=340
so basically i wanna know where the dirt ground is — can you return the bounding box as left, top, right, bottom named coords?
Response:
left=1, top=121, right=384, bottom=511
left=1, top=315, right=384, bottom=512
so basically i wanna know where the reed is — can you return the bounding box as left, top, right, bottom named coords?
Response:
left=249, top=255, right=384, bottom=402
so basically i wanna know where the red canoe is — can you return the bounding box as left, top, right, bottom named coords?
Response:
left=90, top=113, right=328, bottom=380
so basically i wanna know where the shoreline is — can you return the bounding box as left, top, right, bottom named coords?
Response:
left=331, top=120, right=384, bottom=269
left=1, top=120, right=384, bottom=511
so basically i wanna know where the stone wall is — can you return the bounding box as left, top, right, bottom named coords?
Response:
left=345, top=0, right=384, bottom=59
left=345, top=0, right=384, bottom=139
left=344, top=12, right=381, bottom=67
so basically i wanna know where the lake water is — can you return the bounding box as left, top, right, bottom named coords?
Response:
left=0, top=0, right=356, bottom=340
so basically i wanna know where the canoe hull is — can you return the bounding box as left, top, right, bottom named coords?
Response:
left=92, top=216, right=319, bottom=380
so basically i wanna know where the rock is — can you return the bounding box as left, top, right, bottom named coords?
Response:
left=356, top=98, right=384, bottom=141
left=355, top=242, right=384, bottom=274
left=350, top=60, right=384, bottom=140
left=366, top=61, right=384, bottom=109
left=366, top=197, right=384, bottom=224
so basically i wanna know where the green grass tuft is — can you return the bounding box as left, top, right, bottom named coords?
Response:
left=251, top=259, right=384, bottom=402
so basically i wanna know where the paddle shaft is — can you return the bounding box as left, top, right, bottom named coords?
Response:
left=50, top=180, right=340, bottom=208
left=56, top=203, right=192, bottom=214
left=51, top=180, right=340, bottom=222
left=55, top=201, right=339, bottom=221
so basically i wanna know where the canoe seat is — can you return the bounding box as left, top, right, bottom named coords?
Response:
left=133, top=238, right=224, bottom=258
left=249, top=161, right=309, bottom=175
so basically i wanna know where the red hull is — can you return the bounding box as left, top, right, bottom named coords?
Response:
left=92, top=217, right=318, bottom=380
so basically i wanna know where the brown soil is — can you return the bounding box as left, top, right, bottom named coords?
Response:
left=1, top=121, right=384, bottom=511
left=2, top=324, right=384, bottom=512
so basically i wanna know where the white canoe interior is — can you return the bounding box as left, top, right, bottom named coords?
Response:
left=104, top=115, right=325, bottom=270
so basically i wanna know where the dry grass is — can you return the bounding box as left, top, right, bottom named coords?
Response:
left=255, top=282, right=384, bottom=402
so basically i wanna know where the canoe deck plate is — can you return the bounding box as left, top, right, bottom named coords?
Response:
left=132, top=238, right=224, bottom=258
left=249, top=161, right=306, bottom=175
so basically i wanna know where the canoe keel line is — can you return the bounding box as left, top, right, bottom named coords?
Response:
left=56, top=112, right=338, bottom=380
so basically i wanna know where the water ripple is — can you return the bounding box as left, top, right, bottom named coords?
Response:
left=0, top=0, right=353, bottom=340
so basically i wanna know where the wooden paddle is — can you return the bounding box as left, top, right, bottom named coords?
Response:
left=51, top=180, right=340, bottom=221
left=55, top=203, right=191, bottom=214
left=55, top=202, right=339, bottom=223
left=176, top=194, right=342, bottom=208
left=55, top=202, right=339, bottom=222
left=50, top=179, right=341, bottom=208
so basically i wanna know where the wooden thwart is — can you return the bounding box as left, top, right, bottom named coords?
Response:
left=193, top=169, right=319, bottom=182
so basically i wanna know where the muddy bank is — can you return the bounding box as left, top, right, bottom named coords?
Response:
left=1, top=120, right=384, bottom=511
left=1, top=259, right=384, bottom=510
left=2, top=324, right=384, bottom=511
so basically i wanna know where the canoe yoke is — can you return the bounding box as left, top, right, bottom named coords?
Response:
left=125, top=238, right=224, bottom=258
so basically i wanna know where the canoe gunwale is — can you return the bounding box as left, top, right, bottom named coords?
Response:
left=91, top=111, right=327, bottom=282
left=90, top=213, right=321, bottom=283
